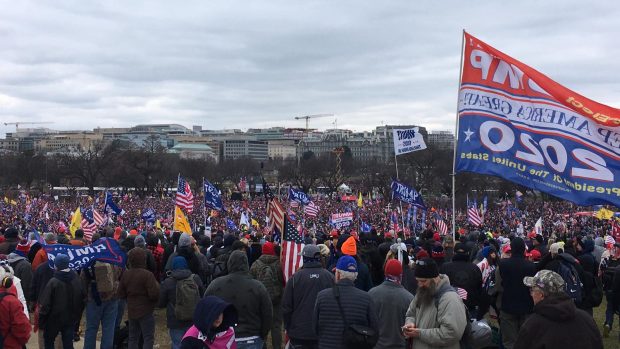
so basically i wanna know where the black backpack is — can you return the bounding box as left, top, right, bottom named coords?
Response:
left=212, top=251, right=231, bottom=279
left=557, top=260, right=583, bottom=304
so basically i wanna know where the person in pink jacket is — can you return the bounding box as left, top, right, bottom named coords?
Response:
left=181, top=296, right=238, bottom=349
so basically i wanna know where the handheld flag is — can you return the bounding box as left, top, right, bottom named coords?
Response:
left=226, top=218, right=239, bottom=232
left=393, top=127, right=427, bottom=155
left=142, top=208, right=156, bottom=223
left=391, top=179, right=425, bottom=208
left=204, top=179, right=224, bottom=211
left=455, top=32, right=620, bottom=207
left=176, top=176, right=194, bottom=214
left=69, top=207, right=82, bottom=237
left=104, top=192, right=124, bottom=215
left=357, top=192, right=363, bottom=208
left=595, top=208, right=614, bottom=220
left=361, top=221, right=372, bottom=233
left=173, top=206, right=192, bottom=234
left=289, top=187, right=311, bottom=205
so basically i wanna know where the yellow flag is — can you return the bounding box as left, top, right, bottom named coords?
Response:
left=10, top=200, right=17, bottom=206
left=138, top=209, right=141, bottom=215
left=357, top=192, right=363, bottom=208
left=3, top=197, right=8, bottom=204
left=69, top=207, right=82, bottom=237
left=251, top=218, right=259, bottom=228
left=174, top=206, right=192, bottom=234
left=155, top=219, right=161, bottom=229
left=595, top=208, right=614, bottom=220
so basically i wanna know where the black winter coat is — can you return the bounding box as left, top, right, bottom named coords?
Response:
left=513, top=294, right=602, bottom=349
left=440, top=254, right=483, bottom=310
left=497, top=254, right=536, bottom=315
left=38, top=270, right=86, bottom=332
left=282, top=261, right=334, bottom=341
left=313, top=279, right=379, bottom=349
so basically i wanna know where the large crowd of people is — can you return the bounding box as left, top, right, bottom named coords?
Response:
left=0, top=190, right=616, bottom=349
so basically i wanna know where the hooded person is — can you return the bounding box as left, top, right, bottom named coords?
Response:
left=0, top=227, right=19, bottom=255
left=159, top=256, right=206, bottom=349
left=205, top=250, right=273, bottom=348
left=439, top=242, right=483, bottom=311
left=180, top=296, right=238, bottom=349
left=38, top=254, right=86, bottom=349
left=339, top=235, right=373, bottom=291
left=249, top=241, right=284, bottom=349
left=7, top=252, right=33, bottom=303
left=0, top=261, right=32, bottom=349
left=118, top=247, right=160, bottom=349
left=165, top=233, right=203, bottom=278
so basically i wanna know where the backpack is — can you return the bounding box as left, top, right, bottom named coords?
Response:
left=585, top=271, right=603, bottom=307
left=433, top=285, right=493, bottom=349
left=94, top=261, right=118, bottom=301
left=256, top=263, right=281, bottom=303
left=175, top=275, right=201, bottom=321
left=557, top=260, right=583, bottom=304
left=212, top=252, right=230, bottom=279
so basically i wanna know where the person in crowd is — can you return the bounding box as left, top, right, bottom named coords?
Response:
left=132, top=235, right=157, bottom=275
left=338, top=235, right=373, bottom=291
left=38, top=254, right=86, bottom=349
left=118, top=247, right=160, bottom=349
left=282, top=245, right=334, bottom=349
left=402, top=258, right=467, bottom=349
left=494, top=237, right=536, bottom=349
left=249, top=241, right=284, bottom=349
left=81, top=258, right=123, bottom=349
left=476, top=245, right=498, bottom=319
left=0, top=261, right=32, bottom=349
left=0, top=227, right=20, bottom=255
left=180, top=296, right=238, bottom=349
left=206, top=250, right=273, bottom=349
left=7, top=251, right=33, bottom=304
left=69, top=229, right=86, bottom=246
left=159, top=256, right=205, bottom=349
left=514, top=270, right=603, bottom=349
left=440, top=242, right=483, bottom=312
left=369, top=259, right=414, bottom=349
left=313, top=255, right=379, bottom=349
left=146, top=234, right=165, bottom=281
left=32, top=233, right=57, bottom=271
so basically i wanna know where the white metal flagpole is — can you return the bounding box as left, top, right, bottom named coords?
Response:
left=452, top=30, right=466, bottom=241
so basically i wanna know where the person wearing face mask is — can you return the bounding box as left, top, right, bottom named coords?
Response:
left=180, top=296, right=238, bottom=349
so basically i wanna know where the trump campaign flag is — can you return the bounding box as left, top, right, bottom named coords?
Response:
left=455, top=32, right=620, bottom=207
left=288, top=187, right=311, bottom=205
left=204, top=179, right=224, bottom=211
left=393, top=128, right=427, bottom=155
left=391, top=179, right=426, bottom=208
left=104, top=192, right=124, bottom=216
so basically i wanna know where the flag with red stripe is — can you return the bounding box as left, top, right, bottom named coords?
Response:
left=267, top=198, right=285, bottom=235
left=281, top=216, right=304, bottom=282
left=175, top=176, right=194, bottom=214
left=304, top=201, right=320, bottom=217
left=93, top=209, right=105, bottom=226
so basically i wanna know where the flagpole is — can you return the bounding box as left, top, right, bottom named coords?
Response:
left=451, top=29, right=466, bottom=241
left=394, top=153, right=406, bottom=237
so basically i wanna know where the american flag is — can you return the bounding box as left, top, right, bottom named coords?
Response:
left=176, top=176, right=194, bottom=214
left=93, top=209, right=105, bottom=226
left=433, top=212, right=448, bottom=235
left=281, top=216, right=304, bottom=282
left=605, top=235, right=615, bottom=246
left=267, top=198, right=285, bottom=235
left=304, top=201, right=319, bottom=217
left=455, top=287, right=468, bottom=300
left=613, top=219, right=620, bottom=241
left=290, top=200, right=300, bottom=208
left=238, top=177, right=247, bottom=192
left=467, top=200, right=482, bottom=226
left=81, top=208, right=97, bottom=241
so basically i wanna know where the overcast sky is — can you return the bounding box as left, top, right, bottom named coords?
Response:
left=0, top=1, right=619, bottom=137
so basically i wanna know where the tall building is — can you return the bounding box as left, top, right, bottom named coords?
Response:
left=222, top=136, right=269, bottom=161
left=428, top=130, right=454, bottom=150
left=267, top=139, right=297, bottom=159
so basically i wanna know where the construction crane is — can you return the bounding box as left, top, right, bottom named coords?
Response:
left=4, top=121, right=54, bottom=132
left=294, top=114, right=333, bottom=132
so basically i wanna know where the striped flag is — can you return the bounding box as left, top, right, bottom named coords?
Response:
left=81, top=208, right=97, bottom=241
left=176, top=176, right=194, bottom=214
left=93, top=209, right=105, bottom=226
left=281, top=216, right=304, bottom=282
left=304, top=201, right=319, bottom=217
left=290, top=200, right=300, bottom=208
left=456, top=287, right=468, bottom=300
left=267, top=198, right=285, bottom=235
left=605, top=235, right=615, bottom=246
left=467, top=194, right=482, bottom=227
left=433, top=212, right=448, bottom=235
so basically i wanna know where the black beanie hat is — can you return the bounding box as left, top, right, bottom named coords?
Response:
left=415, top=258, right=439, bottom=279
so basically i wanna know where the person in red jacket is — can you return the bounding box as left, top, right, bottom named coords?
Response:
left=0, top=262, right=32, bottom=349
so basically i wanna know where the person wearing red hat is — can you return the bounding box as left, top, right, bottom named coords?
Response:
left=369, top=259, right=414, bottom=349
left=250, top=242, right=284, bottom=349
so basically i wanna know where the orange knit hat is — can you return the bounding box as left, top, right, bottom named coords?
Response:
left=341, top=236, right=357, bottom=256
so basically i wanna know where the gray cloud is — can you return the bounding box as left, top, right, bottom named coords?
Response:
left=0, top=0, right=619, bottom=137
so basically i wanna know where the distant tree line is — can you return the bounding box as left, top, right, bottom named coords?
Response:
left=0, top=138, right=532, bottom=206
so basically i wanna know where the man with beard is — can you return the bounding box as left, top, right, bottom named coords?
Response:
left=402, top=258, right=467, bottom=349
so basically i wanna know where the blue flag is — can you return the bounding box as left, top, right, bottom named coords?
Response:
left=204, top=179, right=224, bottom=211
left=104, top=192, right=124, bottom=216
left=43, top=238, right=126, bottom=271
left=288, top=187, right=311, bottom=205
left=141, top=208, right=156, bottom=223
left=82, top=207, right=94, bottom=224
left=226, top=218, right=238, bottom=232
left=361, top=221, right=372, bottom=233
left=391, top=179, right=426, bottom=208
left=31, top=229, right=45, bottom=245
